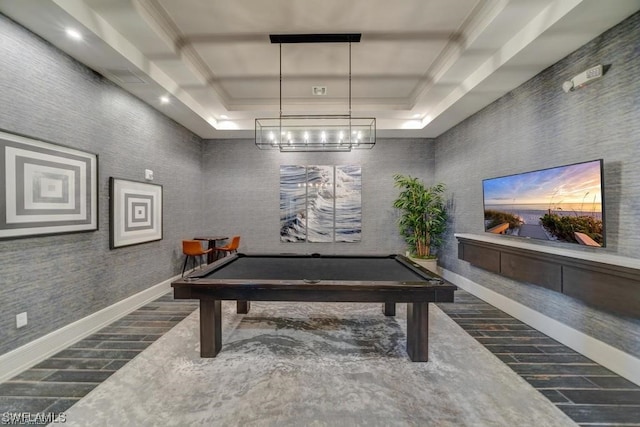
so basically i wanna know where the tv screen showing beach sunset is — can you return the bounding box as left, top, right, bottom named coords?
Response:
left=482, top=159, right=604, bottom=247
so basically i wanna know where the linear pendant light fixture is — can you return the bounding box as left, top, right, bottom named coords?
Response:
left=255, top=33, right=376, bottom=152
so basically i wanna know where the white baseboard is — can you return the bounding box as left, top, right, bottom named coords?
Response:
left=441, top=268, right=640, bottom=386
left=0, top=274, right=184, bottom=383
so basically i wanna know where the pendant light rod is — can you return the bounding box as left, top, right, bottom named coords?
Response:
left=279, top=42, right=282, bottom=117
left=277, top=37, right=356, bottom=117
left=349, top=41, right=352, bottom=116
left=255, top=33, right=375, bottom=152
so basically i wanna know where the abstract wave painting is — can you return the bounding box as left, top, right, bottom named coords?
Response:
left=335, top=165, right=362, bottom=242
left=280, top=165, right=307, bottom=242
left=280, top=165, right=361, bottom=242
left=306, top=165, right=335, bottom=242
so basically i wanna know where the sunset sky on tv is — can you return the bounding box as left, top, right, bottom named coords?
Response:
left=483, top=160, right=602, bottom=209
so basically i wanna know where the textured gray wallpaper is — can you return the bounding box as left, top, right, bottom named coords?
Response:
left=201, top=138, right=435, bottom=254
left=0, top=14, right=204, bottom=355
left=435, top=12, right=640, bottom=357
left=2, top=7, right=638, bottom=366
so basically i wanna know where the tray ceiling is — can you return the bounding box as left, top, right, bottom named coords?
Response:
left=1, top=0, right=639, bottom=139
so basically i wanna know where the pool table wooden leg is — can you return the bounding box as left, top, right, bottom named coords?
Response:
left=200, top=299, right=221, bottom=357
left=383, top=302, right=396, bottom=316
left=406, top=302, right=429, bottom=362
left=237, top=300, right=250, bottom=314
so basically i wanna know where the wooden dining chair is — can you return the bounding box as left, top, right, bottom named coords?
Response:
left=182, top=240, right=212, bottom=277
left=211, top=235, right=240, bottom=258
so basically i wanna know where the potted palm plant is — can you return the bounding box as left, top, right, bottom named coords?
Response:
left=392, top=174, right=447, bottom=273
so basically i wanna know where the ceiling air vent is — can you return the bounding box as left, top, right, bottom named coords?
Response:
left=312, top=86, right=327, bottom=96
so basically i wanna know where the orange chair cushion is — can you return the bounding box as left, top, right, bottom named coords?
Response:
left=183, top=240, right=212, bottom=256
left=212, top=236, right=240, bottom=252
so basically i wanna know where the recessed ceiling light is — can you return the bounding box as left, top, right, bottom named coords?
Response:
left=160, top=95, right=170, bottom=104
left=412, top=113, right=421, bottom=119
left=65, top=28, right=83, bottom=41
left=220, top=114, right=228, bottom=119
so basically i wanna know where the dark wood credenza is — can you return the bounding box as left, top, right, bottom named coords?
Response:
left=456, top=234, right=639, bottom=318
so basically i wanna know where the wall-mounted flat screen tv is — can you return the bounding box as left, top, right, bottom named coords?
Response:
left=482, top=159, right=605, bottom=247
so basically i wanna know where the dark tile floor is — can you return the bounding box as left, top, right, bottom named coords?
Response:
left=0, top=293, right=199, bottom=425
left=1, top=290, right=638, bottom=426
left=438, top=291, right=640, bottom=426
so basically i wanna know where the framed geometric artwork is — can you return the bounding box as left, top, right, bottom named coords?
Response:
left=0, top=129, right=98, bottom=239
left=109, top=177, right=162, bottom=249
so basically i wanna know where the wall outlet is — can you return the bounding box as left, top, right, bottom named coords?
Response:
left=16, top=312, right=27, bottom=328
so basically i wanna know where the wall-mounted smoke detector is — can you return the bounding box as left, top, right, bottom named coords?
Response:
left=312, top=86, right=327, bottom=96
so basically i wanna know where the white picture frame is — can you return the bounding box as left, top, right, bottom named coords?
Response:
left=0, top=129, right=98, bottom=239
left=109, top=177, right=163, bottom=249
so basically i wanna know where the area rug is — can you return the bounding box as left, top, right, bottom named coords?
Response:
left=52, top=302, right=575, bottom=426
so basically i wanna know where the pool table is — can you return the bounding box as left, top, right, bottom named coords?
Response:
left=171, top=253, right=457, bottom=362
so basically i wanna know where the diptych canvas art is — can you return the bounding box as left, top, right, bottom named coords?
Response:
left=280, top=165, right=361, bottom=243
